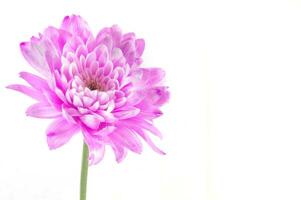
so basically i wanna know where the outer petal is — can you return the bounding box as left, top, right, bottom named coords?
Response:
left=60, top=15, right=92, bottom=42
left=6, top=84, right=45, bottom=101
left=113, top=107, right=140, bottom=119
left=109, top=127, right=143, bottom=154
left=131, top=68, right=166, bottom=88
left=19, top=72, right=49, bottom=91
left=135, top=39, right=145, bottom=57
left=143, top=86, right=170, bottom=106
left=82, top=127, right=105, bottom=165
left=43, top=26, right=71, bottom=55
left=20, top=36, right=59, bottom=78
left=26, top=103, right=61, bottom=118
left=46, top=117, right=79, bottom=149
left=124, top=118, right=163, bottom=139
left=110, top=140, right=127, bottom=163
left=132, top=127, right=165, bottom=155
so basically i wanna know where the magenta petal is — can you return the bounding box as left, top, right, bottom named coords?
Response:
left=19, top=36, right=59, bottom=78
left=46, top=117, right=79, bottom=149
left=132, top=127, right=165, bottom=155
left=26, top=103, right=61, bottom=118
left=124, top=118, right=163, bottom=139
left=80, top=114, right=104, bottom=130
left=110, top=127, right=143, bottom=154
left=145, top=86, right=170, bottom=106
left=141, top=68, right=165, bottom=86
left=82, top=127, right=105, bottom=165
left=60, top=15, right=92, bottom=42
left=113, top=107, right=140, bottom=119
left=43, top=26, right=71, bottom=54
left=135, top=39, right=145, bottom=57
left=19, top=72, right=49, bottom=91
left=6, top=84, right=45, bottom=101
left=110, top=141, right=127, bottom=163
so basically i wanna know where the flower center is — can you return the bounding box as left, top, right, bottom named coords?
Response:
left=86, top=79, right=104, bottom=91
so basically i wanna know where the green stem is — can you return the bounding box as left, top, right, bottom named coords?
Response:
left=80, top=142, right=89, bottom=200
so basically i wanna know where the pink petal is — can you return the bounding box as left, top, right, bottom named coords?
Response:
left=80, top=114, right=104, bottom=130
left=19, top=72, right=49, bottom=91
left=97, top=110, right=116, bottom=123
left=110, top=25, right=122, bottom=46
left=6, top=84, right=45, bottom=101
left=133, top=68, right=166, bottom=87
left=147, top=87, right=170, bottom=106
left=82, top=127, right=105, bottom=165
left=124, top=118, right=163, bottom=139
left=82, top=96, right=95, bottom=107
left=62, top=105, right=79, bottom=124
left=94, top=125, right=115, bottom=137
left=26, top=103, right=61, bottom=118
left=60, top=15, right=92, bottom=42
left=45, top=49, right=61, bottom=72
left=110, top=140, right=127, bottom=163
left=46, top=117, right=79, bottom=149
left=113, top=107, right=140, bottom=119
left=43, top=26, right=71, bottom=55
left=42, top=89, right=64, bottom=110
left=132, top=127, right=165, bottom=155
left=135, top=39, right=145, bottom=57
left=20, top=36, right=59, bottom=78
left=110, top=127, right=143, bottom=154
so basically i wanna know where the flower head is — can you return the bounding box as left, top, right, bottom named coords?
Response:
left=7, top=15, right=169, bottom=165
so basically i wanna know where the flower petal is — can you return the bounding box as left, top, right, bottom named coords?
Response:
left=19, top=72, right=49, bottom=91
left=20, top=36, right=59, bottom=78
left=124, top=118, right=163, bottom=139
left=113, top=107, right=140, bottom=119
left=110, top=127, right=143, bottom=154
left=135, top=39, right=145, bottom=57
left=82, top=127, right=105, bottom=165
left=43, top=26, right=71, bottom=55
left=110, top=140, right=127, bottom=163
left=132, top=68, right=166, bottom=87
left=60, top=15, right=92, bottom=42
left=26, top=103, right=61, bottom=118
left=132, top=127, right=165, bottom=155
left=6, top=84, right=45, bottom=101
left=46, top=117, right=79, bottom=149
left=147, top=87, right=170, bottom=106
left=80, top=114, right=104, bottom=130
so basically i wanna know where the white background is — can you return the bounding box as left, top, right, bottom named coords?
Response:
left=0, top=0, right=301, bottom=200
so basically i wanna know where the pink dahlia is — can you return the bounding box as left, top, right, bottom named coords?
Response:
left=8, top=15, right=169, bottom=165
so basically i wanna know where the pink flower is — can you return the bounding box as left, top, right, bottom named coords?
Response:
left=7, top=15, right=169, bottom=165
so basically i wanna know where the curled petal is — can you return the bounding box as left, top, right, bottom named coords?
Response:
left=46, top=117, right=79, bottom=149
left=26, top=103, right=61, bottom=118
